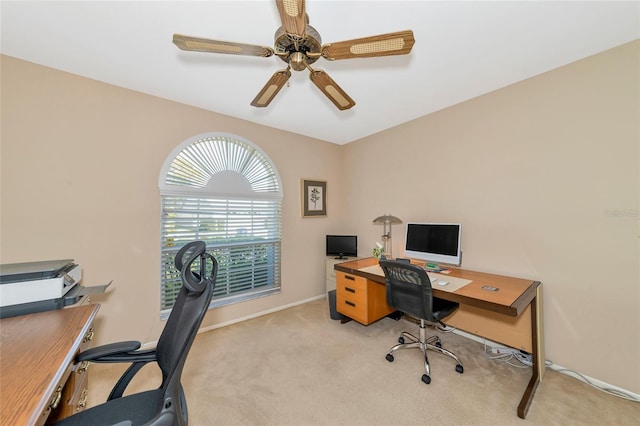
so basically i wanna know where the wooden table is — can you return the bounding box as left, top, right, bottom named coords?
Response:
left=0, top=304, right=99, bottom=425
left=335, top=257, right=544, bottom=419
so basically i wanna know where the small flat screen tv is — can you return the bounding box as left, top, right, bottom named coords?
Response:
left=326, top=235, right=357, bottom=259
left=404, top=223, right=462, bottom=266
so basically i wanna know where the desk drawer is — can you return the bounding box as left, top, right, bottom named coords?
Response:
left=336, top=272, right=367, bottom=293
left=39, top=375, right=68, bottom=426
left=336, top=272, right=368, bottom=323
left=336, top=274, right=367, bottom=308
left=45, top=324, right=95, bottom=424
left=335, top=271, right=394, bottom=325
left=63, top=362, right=90, bottom=416
left=337, top=296, right=367, bottom=324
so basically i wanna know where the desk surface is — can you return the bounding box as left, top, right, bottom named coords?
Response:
left=0, top=304, right=99, bottom=425
left=334, top=257, right=539, bottom=317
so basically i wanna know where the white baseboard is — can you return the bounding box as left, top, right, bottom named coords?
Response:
left=450, top=328, right=640, bottom=401
left=142, top=294, right=325, bottom=349
left=198, top=294, right=325, bottom=334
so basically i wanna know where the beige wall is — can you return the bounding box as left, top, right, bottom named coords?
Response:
left=0, top=55, right=346, bottom=346
left=343, top=40, right=639, bottom=394
left=1, top=40, right=639, bottom=394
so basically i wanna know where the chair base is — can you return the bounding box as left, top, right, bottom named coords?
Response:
left=385, top=319, right=463, bottom=384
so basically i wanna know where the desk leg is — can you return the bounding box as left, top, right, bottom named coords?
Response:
left=517, top=285, right=544, bottom=419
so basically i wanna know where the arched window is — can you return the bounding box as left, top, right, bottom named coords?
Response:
left=158, top=133, right=283, bottom=315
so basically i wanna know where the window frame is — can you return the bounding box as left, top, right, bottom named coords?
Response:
left=158, top=133, right=283, bottom=318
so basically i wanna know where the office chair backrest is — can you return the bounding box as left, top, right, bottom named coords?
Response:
left=156, top=241, right=217, bottom=417
left=379, top=260, right=435, bottom=321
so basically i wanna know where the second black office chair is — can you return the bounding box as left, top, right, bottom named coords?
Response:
left=56, top=241, right=217, bottom=426
left=379, top=259, right=463, bottom=384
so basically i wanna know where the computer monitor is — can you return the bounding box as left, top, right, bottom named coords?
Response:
left=404, top=223, right=462, bottom=266
left=326, top=235, right=357, bottom=259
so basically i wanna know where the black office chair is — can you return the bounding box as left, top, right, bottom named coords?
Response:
left=56, top=241, right=217, bottom=426
left=379, top=259, right=463, bottom=385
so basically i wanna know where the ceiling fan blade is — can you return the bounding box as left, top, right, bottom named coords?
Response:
left=322, top=30, right=415, bottom=60
left=251, top=68, right=292, bottom=108
left=309, top=69, right=355, bottom=111
left=173, top=34, right=274, bottom=57
left=275, top=0, right=306, bottom=38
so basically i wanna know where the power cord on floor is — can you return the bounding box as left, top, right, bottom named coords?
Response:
left=546, top=362, right=640, bottom=403
left=482, top=341, right=531, bottom=369
left=436, top=320, right=456, bottom=333
left=481, top=339, right=640, bottom=402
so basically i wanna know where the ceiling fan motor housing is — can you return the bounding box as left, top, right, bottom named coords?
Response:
left=274, top=25, right=322, bottom=70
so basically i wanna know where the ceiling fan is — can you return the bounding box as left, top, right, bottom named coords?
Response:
left=173, top=0, right=415, bottom=110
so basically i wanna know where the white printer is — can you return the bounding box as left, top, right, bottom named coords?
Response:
left=0, top=259, right=109, bottom=318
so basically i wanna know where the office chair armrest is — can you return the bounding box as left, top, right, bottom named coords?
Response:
left=103, top=347, right=159, bottom=401
left=77, top=340, right=145, bottom=362
left=95, top=349, right=157, bottom=364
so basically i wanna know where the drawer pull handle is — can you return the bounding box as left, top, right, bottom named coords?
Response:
left=77, top=360, right=89, bottom=374
left=345, top=275, right=355, bottom=281
left=345, top=301, right=356, bottom=307
left=49, top=385, right=63, bottom=410
left=76, top=389, right=89, bottom=411
left=345, top=287, right=356, bottom=293
left=83, top=327, right=95, bottom=343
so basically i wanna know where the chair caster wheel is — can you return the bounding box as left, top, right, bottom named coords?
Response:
left=456, top=364, right=464, bottom=374
left=398, top=337, right=405, bottom=344
left=389, top=311, right=402, bottom=321
left=386, top=354, right=394, bottom=362
left=421, top=374, right=431, bottom=384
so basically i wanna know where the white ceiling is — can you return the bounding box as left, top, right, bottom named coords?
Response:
left=1, top=1, right=638, bottom=145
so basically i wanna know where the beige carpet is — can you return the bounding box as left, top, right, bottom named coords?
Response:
left=87, top=298, right=639, bottom=425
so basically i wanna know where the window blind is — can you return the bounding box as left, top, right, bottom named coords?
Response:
left=161, top=196, right=281, bottom=311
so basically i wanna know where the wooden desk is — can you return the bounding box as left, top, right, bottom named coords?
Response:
left=335, top=258, right=544, bottom=419
left=0, top=304, right=99, bottom=425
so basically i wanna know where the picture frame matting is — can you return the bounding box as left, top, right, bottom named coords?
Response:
left=301, top=179, right=327, bottom=217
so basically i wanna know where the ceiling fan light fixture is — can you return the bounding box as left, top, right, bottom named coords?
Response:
left=290, top=51, right=307, bottom=71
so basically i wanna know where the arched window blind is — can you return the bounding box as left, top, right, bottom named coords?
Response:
left=158, top=133, right=283, bottom=315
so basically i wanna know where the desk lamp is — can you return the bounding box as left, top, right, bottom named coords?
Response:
left=373, top=214, right=402, bottom=259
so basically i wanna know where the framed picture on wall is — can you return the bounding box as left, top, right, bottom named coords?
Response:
left=301, top=179, right=327, bottom=217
